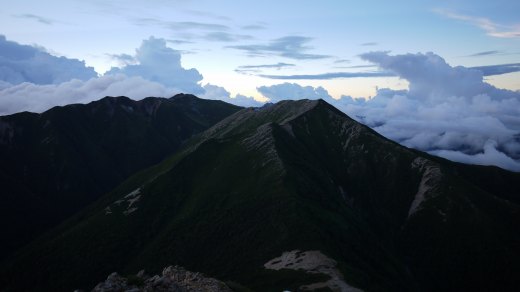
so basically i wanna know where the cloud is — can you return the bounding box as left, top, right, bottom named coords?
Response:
left=466, top=50, right=502, bottom=57
left=332, top=51, right=520, bottom=171
left=241, top=24, right=266, bottom=30
left=435, top=9, right=520, bottom=38
left=360, top=51, right=518, bottom=101
left=13, top=14, right=55, bottom=25
left=166, top=39, right=195, bottom=45
left=106, top=53, right=138, bottom=67
left=235, top=62, right=296, bottom=75
left=203, top=32, right=253, bottom=42
left=257, top=82, right=333, bottom=103
left=133, top=18, right=251, bottom=43
left=431, top=140, right=520, bottom=172
left=471, top=63, right=520, bottom=76
left=334, top=59, right=350, bottom=64
left=184, top=9, right=231, bottom=21
left=361, top=42, right=378, bottom=46
left=227, top=36, right=331, bottom=60
left=201, top=84, right=262, bottom=107
left=259, top=71, right=394, bottom=80
left=0, top=35, right=98, bottom=85
left=133, top=18, right=229, bottom=31
left=0, top=74, right=177, bottom=115
left=105, top=37, right=204, bottom=94
left=0, top=36, right=207, bottom=115
left=335, top=65, right=377, bottom=69
left=238, top=63, right=295, bottom=70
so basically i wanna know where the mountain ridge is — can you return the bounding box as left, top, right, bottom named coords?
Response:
left=1, top=97, right=519, bottom=292
left=0, top=94, right=241, bottom=260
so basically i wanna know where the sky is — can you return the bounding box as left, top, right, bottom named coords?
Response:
left=1, top=0, right=520, bottom=171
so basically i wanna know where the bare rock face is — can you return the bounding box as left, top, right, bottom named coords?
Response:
left=92, top=266, right=232, bottom=292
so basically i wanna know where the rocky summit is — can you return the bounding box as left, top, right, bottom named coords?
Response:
left=91, top=265, right=232, bottom=292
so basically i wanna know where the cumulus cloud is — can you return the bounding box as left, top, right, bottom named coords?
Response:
left=257, top=82, right=334, bottom=103
left=201, top=84, right=262, bottom=107
left=105, top=37, right=204, bottom=94
left=335, top=52, right=520, bottom=171
left=0, top=74, right=177, bottom=115
left=0, top=36, right=207, bottom=115
left=0, top=35, right=98, bottom=85
left=361, top=51, right=518, bottom=101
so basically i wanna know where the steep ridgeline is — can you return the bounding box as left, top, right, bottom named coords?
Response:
left=2, top=99, right=519, bottom=292
left=0, top=94, right=241, bottom=260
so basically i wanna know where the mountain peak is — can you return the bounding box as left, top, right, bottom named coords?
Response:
left=170, top=93, right=200, bottom=101
left=2, top=96, right=519, bottom=292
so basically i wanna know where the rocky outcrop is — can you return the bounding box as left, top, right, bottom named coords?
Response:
left=91, top=265, right=232, bottom=292
left=264, top=250, right=364, bottom=292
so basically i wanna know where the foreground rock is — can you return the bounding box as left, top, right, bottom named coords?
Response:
left=264, top=250, right=363, bottom=292
left=92, top=265, right=232, bottom=292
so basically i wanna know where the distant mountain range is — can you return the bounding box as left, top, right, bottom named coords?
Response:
left=1, top=96, right=519, bottom=291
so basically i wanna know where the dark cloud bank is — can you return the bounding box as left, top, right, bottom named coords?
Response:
left=0, top=36, right=519, bottom=171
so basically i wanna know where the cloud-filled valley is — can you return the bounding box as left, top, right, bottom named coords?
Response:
left=0, top=35, right=519, bottom=171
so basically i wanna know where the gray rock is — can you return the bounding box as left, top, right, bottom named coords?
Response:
left=91, top=265, right=231, bottom=292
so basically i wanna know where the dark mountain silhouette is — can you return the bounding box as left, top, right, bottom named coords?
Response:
left=0, top=94, right=240, bottom=260
left=1, top=98, right=519, bottom=291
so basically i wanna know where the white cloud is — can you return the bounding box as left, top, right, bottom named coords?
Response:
left=257, top=82, right=333, bottom=103
left=360, top=51, right=517, bottom=102
left=431, top=140, right=520, bottom=171
left=0, top=35, right=98, bottom=85
left=201, top=83, right=262, bottom=107
left=0, top=75, right=177, bottom=115
left=435, top=9, right=520, bottom=38
left=105, top=37, right=204, bottom=94
left=0, top=36, right=211, bottom=115
left=253, top=53, right=520, bottom=171
left=335, top=52, right=520, bottom=171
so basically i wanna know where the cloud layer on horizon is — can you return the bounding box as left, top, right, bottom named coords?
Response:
left=200, top=83, right=262, bottom=107
left=258, top=52, right=520, bottom=171
left=257, top=83, right=333, bottom=103
left=0, top=74, right=177, bottom=115
left=1, top=36, right=519, bottom=171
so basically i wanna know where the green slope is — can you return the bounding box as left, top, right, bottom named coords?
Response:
left=1, top=99, right=519, bottom=292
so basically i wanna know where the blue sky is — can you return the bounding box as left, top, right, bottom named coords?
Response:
left=2, top=0, right=519, bottom=98
left=1, top=0, right=520, bottom=171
